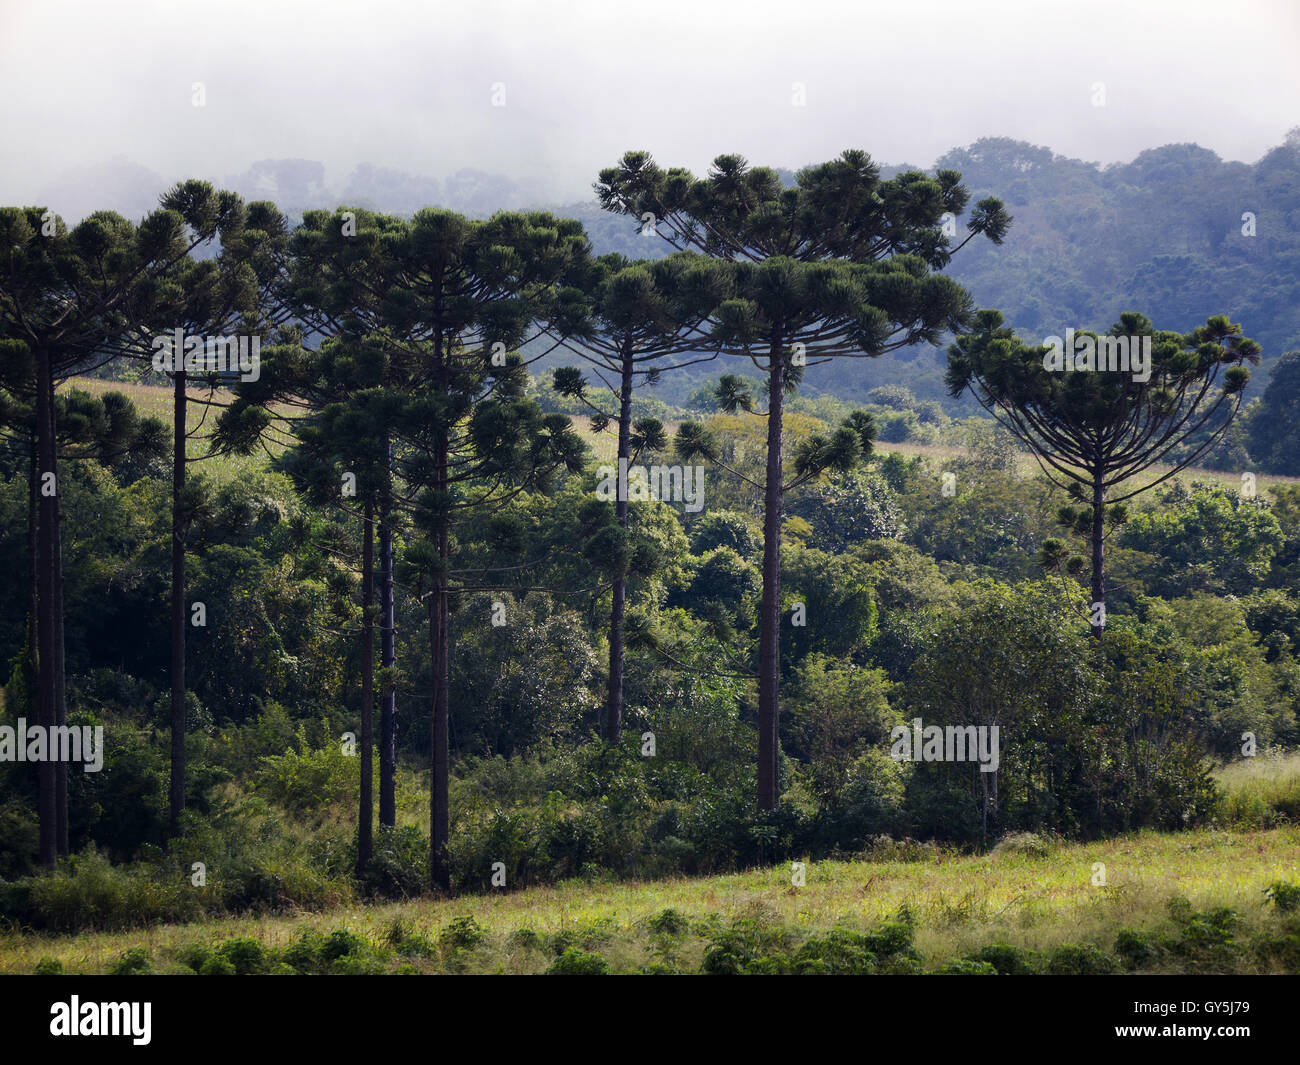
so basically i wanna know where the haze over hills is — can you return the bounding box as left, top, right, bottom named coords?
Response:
left=31, top=130, right=1300, bottom=408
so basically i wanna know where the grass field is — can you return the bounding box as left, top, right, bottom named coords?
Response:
left=3, top=821, right=1298, bottom=974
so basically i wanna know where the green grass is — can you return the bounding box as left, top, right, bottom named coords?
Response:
left=4, top=824, right=1298, bottom=974
left=1214, top=751, right=1300, bottom=827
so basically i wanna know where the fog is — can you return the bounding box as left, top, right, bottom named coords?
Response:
left=2, top=0, right=1297, bottom=216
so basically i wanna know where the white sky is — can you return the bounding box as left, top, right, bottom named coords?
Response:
left=2, top=0, right=1298, bottom=203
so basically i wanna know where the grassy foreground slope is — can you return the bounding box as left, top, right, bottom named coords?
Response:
left=4, top=825, right=1299, bottom=974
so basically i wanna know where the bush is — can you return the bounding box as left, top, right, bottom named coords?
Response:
left=109, top=947, right=154, bottom=975
left=217, top=937, right=269, bottom=975
left=255, top=745, right=358, bottom=814
left=321, top=929, right=367, bottom=961
left=282, top=931, right=328, bottom=974
left=439, top=915, right=486, bottom=952
left=362, top=825, right=428, bottom=898
left=547, top=947, right=611, bottom=975
left=935, top=958, right=998, bottom=975
left=972, top=943, right=1036, bottom=975
left=791, top=929, right=877, bottom=974
left=20, top=850, right=199, bottom=931
left=647, top=908, right=691, bottom=938
left=991, top=832, right=1057, bottom=859
left=700, top=918, right=792, bottom=975
left=507, top=928, right=544, bottom=952
left=1266, top=880, right=1300, bottom=913
left=33, top=957, right=63, bottom=975
left=1114, top=929, right=1159, bottom=969
left=1046, top=944, right=1119, bottom=975
left=198, top=955, right=236, bottom=975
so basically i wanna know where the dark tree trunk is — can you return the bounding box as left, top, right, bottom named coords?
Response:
left=429, top=334, right=451, bottom=895
left=357, top=501, right=375, bottom=873
left=169, top=368, right=187, bottom=837
left=428, top=570, right=450, bottom=895
left=26, top=441, right=38, bottom=722
left=35, top=346, right=57, bottom=869
left=756, top=341, right=786, bottom=812
left=1090, top=473, right=1106, bottom=639
left=378, top=454, right=397, bottom=827
left=54, top=486, right=68, bottom=856
left=605, top=341, right=634, bottom=743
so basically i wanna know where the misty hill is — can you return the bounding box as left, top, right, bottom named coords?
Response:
left=32, top=133, right=1300, bottom=408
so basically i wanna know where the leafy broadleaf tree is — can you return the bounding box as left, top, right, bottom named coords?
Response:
left=946, top=310, right=1260, bottom=636
left=596, top=149, right=1009, bottom=809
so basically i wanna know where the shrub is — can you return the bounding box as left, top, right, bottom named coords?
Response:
left=217, top=937, right=269, bottom=975
left=792, top=929, right=877, bottom=974
left=255, top=744, right=358, bottom=814
left=1266, top=880, right=1300, bottom=913
left=321, top=929, right=367, bottom=961
left=362, top=825, right=428, bottom=898
left=281, top=930, right=327, bottom=974
left=647, top=908, right=691, bottom=938
left=178, top=945, right=214, bottom=973
left=547, top=948, right=611, bottom=975
left=439, top=915, right=486, bottom=952
left=198, top=955, right=236, bottom=976
left=935, top=959, right=998, bottom=974
left=863, top=920, right=917, bottom=960
left=22, top=850, right=198, bottom=931
left=1114, top=929, right=1159, bottom=969
left=110, top=947, right=154, bottom=975
left=1047, top=944, right=1119, bottom=975
left=700, top=917, right=791, bottom=975
left=991, top=832, right=1056, bottom=859
left=33, top=957, right=63, bottom=975
left=972, top=943, right=1036, bottom=975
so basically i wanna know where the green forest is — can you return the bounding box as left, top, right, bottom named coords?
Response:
left=3, top=141, right=1300, bottom=979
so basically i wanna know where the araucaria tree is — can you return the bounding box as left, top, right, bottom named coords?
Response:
left=550, top=251, right=727, bottom=741
left=945, top=310, right=1260, bottom=636
left=596, top=150, right=1009, bottom=809
left=131, top=182, right=277, bottom=837
left=0, top=203, right=220, bottom=865
left=217, top=205, right=407, bottom=871
left=376, top=208, right=589, bottom=892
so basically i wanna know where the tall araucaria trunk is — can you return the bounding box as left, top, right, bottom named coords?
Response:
left=605, top=339, right=635, bottom=743
left=169, top=367, right=187, bottom=837
left=756, top=338, right=785, bottom=812
left=35, top=345, right=58, bottom=868
left=357, top=501, right=375, bottom=873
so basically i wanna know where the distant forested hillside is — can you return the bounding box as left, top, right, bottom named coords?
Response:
left=554, top=132, right=1300, bottom=410
left=55, top=131, right=1300, bottom=415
